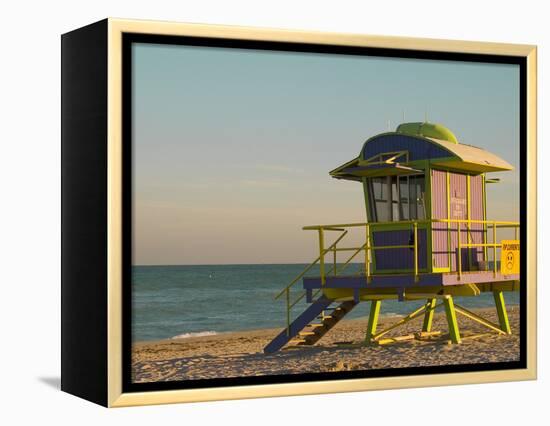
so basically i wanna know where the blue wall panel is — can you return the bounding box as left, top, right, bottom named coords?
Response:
left=372, top=229, right=427, bottom=271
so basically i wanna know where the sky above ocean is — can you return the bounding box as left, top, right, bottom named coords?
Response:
left=131, top=42, right=520, bottom=266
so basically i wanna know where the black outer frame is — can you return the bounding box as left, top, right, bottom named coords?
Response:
left=121, top=34, right=527, bottom=393
left=60, top=21, right=528, bottom=406
left=61, top=19, right=109, bottom=406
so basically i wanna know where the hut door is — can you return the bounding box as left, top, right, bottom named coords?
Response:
left=449, top=173, right=468, bottom=271
left=431, top=170, right=449, bottom=271
left=469, top=175, right=485, bottom=269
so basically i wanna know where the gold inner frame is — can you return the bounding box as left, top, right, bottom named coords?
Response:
left=106, top=18, right=537, bottom=407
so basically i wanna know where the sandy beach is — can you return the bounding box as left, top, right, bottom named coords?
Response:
left=132, top=306, right=520, bottom=383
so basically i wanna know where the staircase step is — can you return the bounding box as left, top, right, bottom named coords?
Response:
left=308, top=323, right=325, bottom=328
left=299, top=331, right=317, bottom=336
left=323, top=307, right=342, bottom=311
left=289, top=338, right=307, bottom=344
left=318, top=315, right=334, bottom=320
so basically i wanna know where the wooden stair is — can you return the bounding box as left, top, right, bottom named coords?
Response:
left=264, top=298, right=358, bottom=353
left=289, top=301, right=358, bottom=347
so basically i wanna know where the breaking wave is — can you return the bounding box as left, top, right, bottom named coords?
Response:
left=171, top=331, right=217, bottom=340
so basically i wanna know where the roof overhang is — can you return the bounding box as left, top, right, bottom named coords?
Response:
left=430, top=159, right=512, bottom=173
left=426, top=138, right=514, bottom=173
left=330, top=157, right=423, bottom=181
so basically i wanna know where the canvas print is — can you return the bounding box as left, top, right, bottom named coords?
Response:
left=129, top=42, right=521, bottom=385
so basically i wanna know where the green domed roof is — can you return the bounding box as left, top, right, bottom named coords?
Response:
left=396, top=122, right=459, bottom=144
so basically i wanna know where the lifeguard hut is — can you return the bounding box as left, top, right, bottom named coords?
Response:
left=265, top=122, right=520, bottom=353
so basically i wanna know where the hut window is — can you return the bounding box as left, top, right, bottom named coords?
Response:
left=392, top=178, right=400, bottom=221
left=399, top=176, right=410, bottom=220
left=368, top=175, right=425, bottom=222
left=370, top=177, right=390, bottom=222
left=408, top=175, right=426, bottom=220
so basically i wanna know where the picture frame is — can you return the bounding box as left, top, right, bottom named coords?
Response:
left=61, top=18, right=537, bottom=407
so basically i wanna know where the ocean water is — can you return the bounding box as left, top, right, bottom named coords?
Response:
left=132, top=264, right=519, bottom=342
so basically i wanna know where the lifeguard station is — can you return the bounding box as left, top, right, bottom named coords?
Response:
left=264, top=122, right=520, bottom=353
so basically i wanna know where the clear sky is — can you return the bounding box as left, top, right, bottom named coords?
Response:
left=132, top=42, right=520, bottom=265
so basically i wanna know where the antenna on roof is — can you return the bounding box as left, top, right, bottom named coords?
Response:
left=402, top=110, right=405, bottom=123
left=424, top=107, right=428, bottom=123
left=387, top=119, right=391, bottom=131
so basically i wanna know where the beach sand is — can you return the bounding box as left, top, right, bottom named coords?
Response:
left=132, top=306, right=520, bottom=383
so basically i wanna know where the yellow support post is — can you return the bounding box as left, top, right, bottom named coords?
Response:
left=365, top=300, right=381, bottom=344
left=443, top=296, right=461, bottom=344
left=493, top=290, right=512, bottom=334
left=422, top=298, right=437, bottom=332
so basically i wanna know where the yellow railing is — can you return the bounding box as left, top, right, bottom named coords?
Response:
left=275, top=219, right=519, bottom=335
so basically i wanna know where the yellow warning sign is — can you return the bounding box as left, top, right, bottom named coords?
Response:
left=500, top=240, right=520, bottom=274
